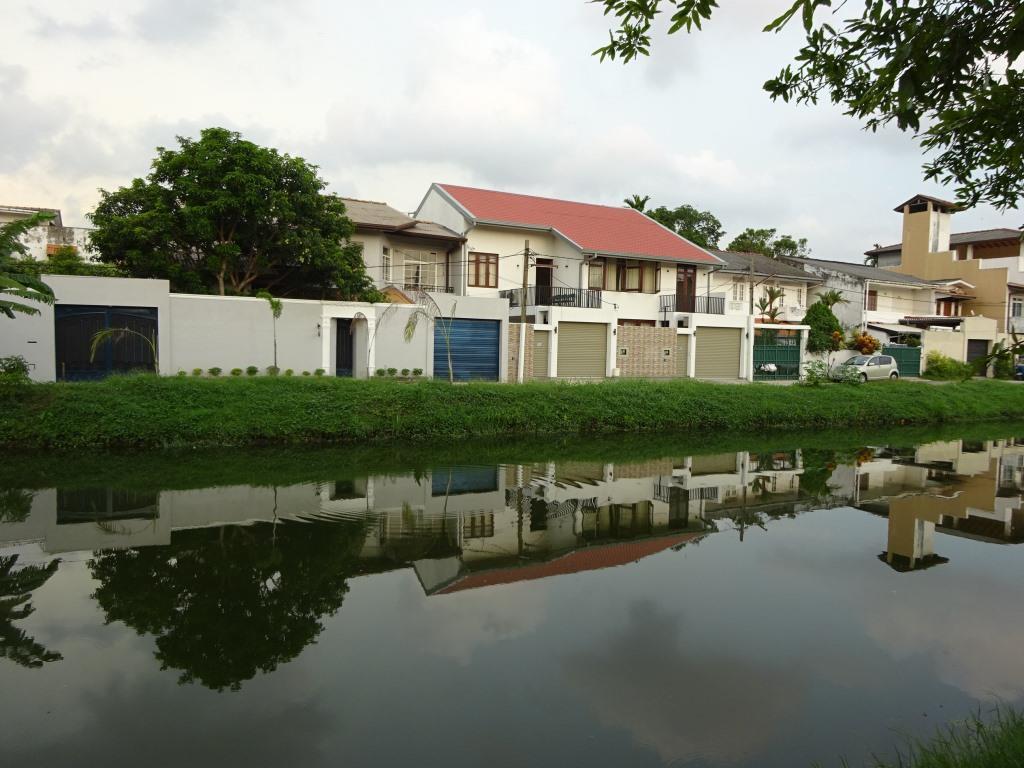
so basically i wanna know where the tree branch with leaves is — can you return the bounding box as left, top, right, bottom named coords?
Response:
left=594, top=0, right=1024, bottom=210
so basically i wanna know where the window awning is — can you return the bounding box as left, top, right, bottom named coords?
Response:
left=867, top=322, right=922, bottom=336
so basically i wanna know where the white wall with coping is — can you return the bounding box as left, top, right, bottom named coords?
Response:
left=2, top=275, right=510, bottom=382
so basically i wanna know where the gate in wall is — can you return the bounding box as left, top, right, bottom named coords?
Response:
left=753, top=332, right=800, bottom=381
left=883, top=344, right=921, bottom=377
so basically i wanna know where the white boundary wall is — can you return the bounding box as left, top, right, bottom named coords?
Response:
left=0, top=276, right=509, bottom=382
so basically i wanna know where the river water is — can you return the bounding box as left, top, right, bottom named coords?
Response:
left=2, top=427, right=1023, bottom=767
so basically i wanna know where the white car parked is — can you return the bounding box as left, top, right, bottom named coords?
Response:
left=833, top=354, right=900, bottom=382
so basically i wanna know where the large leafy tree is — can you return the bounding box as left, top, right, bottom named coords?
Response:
left=594, top=1, right=1024, bottom=210
left=649, top=203, right=725, bottom=248
left=0, top=211, right=56, bottom=318
left=90, top=127, right=377, bottom=299
left=623, top=195, right=725, bottom=248
left=727, top=227, right=810, bottom=259
left=89, top=516, right=366, bottom=691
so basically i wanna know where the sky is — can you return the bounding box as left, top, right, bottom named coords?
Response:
left=2, top=0, right=1021, bottom=262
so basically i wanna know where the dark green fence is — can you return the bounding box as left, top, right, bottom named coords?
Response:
left=883, top=345, right=921, bottom=377
left=753, top=341, right=801, bottom=381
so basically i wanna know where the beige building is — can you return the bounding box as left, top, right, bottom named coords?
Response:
left=865, top=194, right=1024, bottom=333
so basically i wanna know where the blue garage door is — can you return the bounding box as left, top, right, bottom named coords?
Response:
left=434, top=319, right=500, bottom=381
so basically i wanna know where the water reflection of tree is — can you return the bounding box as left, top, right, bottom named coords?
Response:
left=89, top=518, right=366, bottom=692
left=1, top=554, right=62, bottom=668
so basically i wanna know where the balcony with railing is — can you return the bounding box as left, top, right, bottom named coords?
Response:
left=500, top=286, right=603, bottom=309
left=659, top=294, right=726, bottom=315
left=400, top=282, right=454, bottom=294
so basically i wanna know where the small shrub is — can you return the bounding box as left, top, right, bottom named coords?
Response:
left=923, top=352, right=973, bottom=380
left=375, top=368, right=387, bottom=377
left=0, top=355, right=31, bottom=386
left=314, top=368, right=325, bottom=377
left=412, top=368, right=423, bottom=377
left=192, top=368, right=203, bottom=377
left=302, top=370, right=311, bottom=376
left=176, top=370, right=187, bottom=377
left=266, top=366, right=280, bottom=376
left=847, top=330, right=881, bottom=355
left=833, top=364, right=864, bottom=385
left=387, top=367, right=398, bottom=377
left=208, top=367, right=222, bottom=377
left=799, top=360, right=830, bottom=387
left=401, top=368, right=410, bottom=377
left=284, top=368, right=294, bottom=377
left=246, top=366, right=259, bottom=376
left=230, top=368, right=243, bottom=376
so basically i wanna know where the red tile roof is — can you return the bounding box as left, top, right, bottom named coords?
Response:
left=437, top=184, right=721, bottom=265
left=434, top=531, right=706, bottom=595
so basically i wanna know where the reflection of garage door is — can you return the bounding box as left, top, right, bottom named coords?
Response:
left=557, top=322, right=607, bottom=378
left=966, top=339, right=989, bottom=364
left=434, top=319, right=500, bottom=381
left=533, top=330, right=551, bottom=379
left=694, top=327, right=742, bottom=379
left=676, top=334, right=690, bottom=377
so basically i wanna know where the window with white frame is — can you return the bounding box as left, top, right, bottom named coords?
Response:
left=796, top=287, right=803, bottom=307
left=732, top=278, right=745, bottom=302
left=382, top=246, right=392, bottom=283
left=401, top=250, right=444, bottom=291
left=1012, top=296, right=1024, bottom=318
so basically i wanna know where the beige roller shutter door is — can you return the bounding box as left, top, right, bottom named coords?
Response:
left=533, top=330, right=550, bottom=379
left=676, top=334, right=690, bottom=377
left=694, top=327, right=742, bottom=379
left=557, top=322, right=607, bottom=378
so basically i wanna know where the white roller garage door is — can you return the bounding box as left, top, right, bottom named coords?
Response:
left=557, top=322, right=607, bottom=378
left=694, top=327, right=742, bottom=379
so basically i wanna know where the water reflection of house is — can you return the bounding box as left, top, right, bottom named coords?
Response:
left=852, top=438, right=1024, bottom=571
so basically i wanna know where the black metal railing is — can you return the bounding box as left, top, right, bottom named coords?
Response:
left=659, top=294, right=726, bottom=314
left=500, top=286, right=603, bottom=309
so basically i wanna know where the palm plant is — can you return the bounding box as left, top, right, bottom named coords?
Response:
left=815, top=289, right=849, bottom=310
left=89, top=326, right=160, bottom=374
left=374, top=291, right=458, bottom=382
left=0, top=211, right=56, bottom=318
left=623, top=194, right=650, bottom=212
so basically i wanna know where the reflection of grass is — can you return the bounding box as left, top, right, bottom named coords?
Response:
left=5, top=421, right=1024, bottom=494
left=830, top=707, right=1024, bottom=768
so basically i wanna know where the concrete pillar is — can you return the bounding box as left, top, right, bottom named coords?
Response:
left=799, top=328, right=809, bottom=379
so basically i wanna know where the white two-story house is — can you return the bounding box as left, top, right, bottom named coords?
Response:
left=416, top=183, right=756, bottom=380
left=708, top=249, right=821, bottom=323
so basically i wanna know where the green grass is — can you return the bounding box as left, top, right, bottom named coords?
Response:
left=2, top=375, right=1024, bottom=450
left=838, top=708, right=1024, bottom=768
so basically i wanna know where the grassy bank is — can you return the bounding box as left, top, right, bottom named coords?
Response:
left=2, top=375, right=1024, bottom=450
left=835, top=708, right=1024, bottom=768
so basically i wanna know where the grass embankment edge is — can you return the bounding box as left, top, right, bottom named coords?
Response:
left=2, top=376, right=1024, bottom=451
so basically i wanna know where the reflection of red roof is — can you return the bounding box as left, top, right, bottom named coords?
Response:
left=435, top=532, right=705, bottom=595
left=436, top=184, right=721, bottom=265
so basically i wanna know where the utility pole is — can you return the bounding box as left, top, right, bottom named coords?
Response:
left=749, top=256, right=755, bottom=317
left=519, top=239, right=530, bottom=383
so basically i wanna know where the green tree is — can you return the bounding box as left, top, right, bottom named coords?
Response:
left=727, top=227, right=810, bottom=259
left=593, top=1, right=1023, bottom=209
left=0, top=211, right=56, bottom=318
left=18, top=245, right=124, bottom=278
left=257, top=291, right=284, bottom=368
left=647, top=203, right=725, bottom=249
left=89, top=517, right=366, bottom=691
left=89, top=127, right=377, bottom=300
left=1, top=554, right=63, bottom=668
left=804, top=300, right=843, bottom=353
